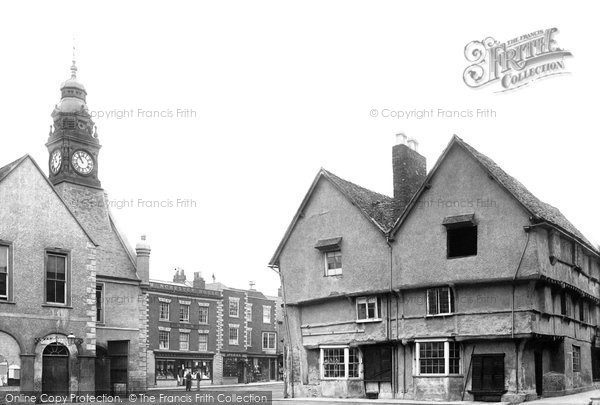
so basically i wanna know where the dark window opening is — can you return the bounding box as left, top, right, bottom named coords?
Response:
left=46, top=253, right=67, bottom=304
left=573, top=345, right=581, bottom=372
left=447, top=226, right=477, bottom=258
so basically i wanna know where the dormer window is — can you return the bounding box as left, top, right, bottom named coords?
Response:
left=443, top=214, right=477, bottom=258
left=315, top=237, right=343, bottom=276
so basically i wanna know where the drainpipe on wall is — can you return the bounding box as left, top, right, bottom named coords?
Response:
left=386, top=237, right=396, bottom=398
left=269, top=264, right=294, bottom=398
left=512, top=226, right=531, bottom=395
left=512, top=226, right=532, bottom=338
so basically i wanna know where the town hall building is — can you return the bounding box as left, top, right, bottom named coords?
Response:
left=0, top=59, right=150, bottom=395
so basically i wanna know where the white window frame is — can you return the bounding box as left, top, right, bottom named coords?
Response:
left=228, top=324, right=239, bottom=345
left=96, top=283, right=105, bottom=324
left=159, top=302, right=170, bottom=321
left=247, top=303, right=253, bottom=321
left=247, top=327, right=252, bottom=347
left=319, top=345, right=362, bottom=380
left=198, top=305, right=209, bottom=325
left=324, top=250, right=342, bottom=276
left=159, top=330, right=170, bottom=349
left=179, top=332, right=190, bottom=351
left=426, top=287, right=454, bottom=316
left=356, top=296, right=381, bottom=322
left=263, top=305, right=271, bottom=323
left=414, top=339, right=461, bottom=376
left=0, top=243, right=11, bottom=300
left=229, top=297, right=240, bottom=318
left=179, top=304, right=190, bottom=323
left=198, top=332, right=208, bottom=352
left=262, top=332, right=276, bottom=350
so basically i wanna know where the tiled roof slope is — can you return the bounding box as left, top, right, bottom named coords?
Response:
left=321, top=169, right=397, bottom=232
left=454, top=136, right=596, bottom=251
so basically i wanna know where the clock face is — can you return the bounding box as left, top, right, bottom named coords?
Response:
left=71, top=150, right=94, bottom=175
left=50, top=150, right=62, bottom=174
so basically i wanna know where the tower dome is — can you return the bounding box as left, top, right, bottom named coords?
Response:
left=55, top=60, right=88, bottom=113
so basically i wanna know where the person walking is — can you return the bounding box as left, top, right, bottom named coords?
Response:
left=185, top=370, right=192, bottom=391
left=196, top=370, right=202, bottom=391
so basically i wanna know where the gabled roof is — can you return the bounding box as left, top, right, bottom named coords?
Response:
left=0, top=154, right=98, bottom=246
left=391, top=135, right=598, bottom=254
left=0, top=155, right=28, bottom=183
left=268, top=168, right=396, bottom=267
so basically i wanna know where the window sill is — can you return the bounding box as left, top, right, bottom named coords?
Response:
left=415, top=374, right=464, bottom=378
left=159, top=319, right=170, bottom=322
left=324, top=274, right=343, bottom=278
left=42, top=304, right=72, bottom=309
left=356, top=318, right=383, bottom=324
left=447, top=255, right=477, bottom=260
left=0, top=300, right=15, bottom=305
left=425, top=313, right=454, bottom=318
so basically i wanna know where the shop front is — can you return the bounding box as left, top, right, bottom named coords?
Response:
left=154, top=351, right=213, bottom=387
left=247, top=356, right=278, bottom=382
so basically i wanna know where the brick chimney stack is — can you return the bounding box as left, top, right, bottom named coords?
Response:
left=392, top=133, right=426, bottom=212
left=135, top=235, right=151, bottom=287
left=173, top=268, right=187, bottom=283
left=193, top=272, right=205, bottom=289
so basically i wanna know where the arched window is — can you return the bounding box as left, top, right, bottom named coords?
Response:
left=43, top=343, right=69, bottom=356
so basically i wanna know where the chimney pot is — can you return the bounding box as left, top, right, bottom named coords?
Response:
left=249, top=281, right=256, bottom=291
left=407, top=138, right=418, bottom=152
left=395, top=133, right=408, bottom=145
left=193, top=271, right=205, bottom=289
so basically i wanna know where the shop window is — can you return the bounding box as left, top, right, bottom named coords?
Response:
left=416, top=340, right=460, bottom=375
left=320, top=346, right=361, bottom=379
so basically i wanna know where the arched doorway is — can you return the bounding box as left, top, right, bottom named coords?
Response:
left=42, top=343, right=69, bottom=395
left=0, top=331, right=21, bottom=387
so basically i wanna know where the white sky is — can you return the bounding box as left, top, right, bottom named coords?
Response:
left=1, top=1, right=598, bottom=296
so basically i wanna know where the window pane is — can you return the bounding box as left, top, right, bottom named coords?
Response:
left=439, top=288, right=450, bottom=313
left=47, top=280, right=55, bottom=302
left=323, top=348, right=345, bottom=378
left=427, top=289, right=438, bottom=315
left=0, top=246, right=7, bottom=273
left=357, top=303, right=367, bottom=320
left=55, top=256, right=66, bottom=280
left=0, top=274, right=6, bottom=297
left=367, top=302, right=376, bottom=318
left=449, top=342, right=460, bottom=374
left=419, top=342, right=445, bottom=374
left=55, top=281, right=65, bottom=303
left=348, top=348, right=359, bottom=378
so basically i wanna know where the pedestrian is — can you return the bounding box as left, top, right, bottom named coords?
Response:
left=185, top=369, right=192, bottom=391
left=196, top=370, right=202, bottom=391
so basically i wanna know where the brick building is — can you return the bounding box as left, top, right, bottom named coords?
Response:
left=0, top=60, right=150, bottom=395
left=269, top=135, right=600, bottom=402
left=146, top=269, right=282, bottom=386
left=206, top=281, right=280, bottom=385
left=147, top=270, right=221, bottom=387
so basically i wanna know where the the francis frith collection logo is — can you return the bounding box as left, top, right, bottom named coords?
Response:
left=463, top=28, right=572, bottom=92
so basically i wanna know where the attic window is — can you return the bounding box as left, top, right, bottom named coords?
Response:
left=444, top=214, right=477, bottom=258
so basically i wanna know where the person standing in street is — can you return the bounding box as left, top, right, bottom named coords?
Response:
left=196, top=370, right=202, bottom=391
left=185, top=370, right=192, bottom=391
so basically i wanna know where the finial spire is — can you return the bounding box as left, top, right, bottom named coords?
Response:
left=70, top=40, right=77, bottom=79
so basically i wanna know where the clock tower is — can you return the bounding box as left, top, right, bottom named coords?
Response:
left=46, top=58, right=101, bottom=189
